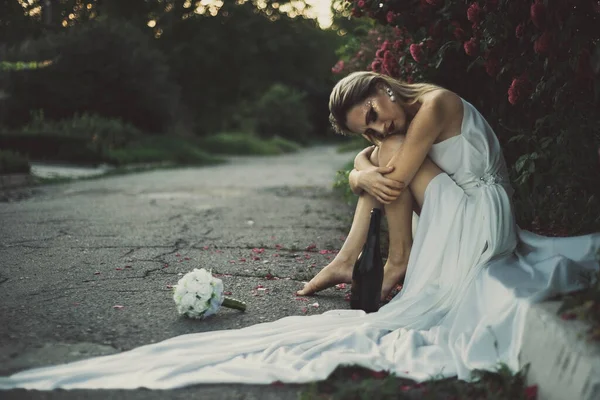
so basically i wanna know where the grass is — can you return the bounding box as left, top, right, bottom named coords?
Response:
left=198, top=132, right=302, bottom=155
left=106, top=135, right=223, bottom=166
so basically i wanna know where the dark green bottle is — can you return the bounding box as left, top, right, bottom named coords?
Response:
left=350, top=208, right=383, bottom=313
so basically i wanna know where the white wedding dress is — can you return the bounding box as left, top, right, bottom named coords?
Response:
left=1, top=98, right=599, bottom=390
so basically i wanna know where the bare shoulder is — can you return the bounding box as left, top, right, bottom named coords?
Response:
left=419, top=89, right=464, bottom=141
left=420, top=89, right=462, bottom=117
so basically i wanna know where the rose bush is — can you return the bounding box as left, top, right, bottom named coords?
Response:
left=333, top=0, right=600, bottom=235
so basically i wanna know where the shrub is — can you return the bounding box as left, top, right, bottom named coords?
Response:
left=251, top=84, right=314, bottom=144
left=0, top=150, right=30, bottom=174
left=22, top=111, right=143, bottom=150
left=334, top=0, right=600, bottom=235
left=5, top=19, right=180, bottom=133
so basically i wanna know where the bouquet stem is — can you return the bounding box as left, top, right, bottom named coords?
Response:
left=222, top=297, right=247, bottom=312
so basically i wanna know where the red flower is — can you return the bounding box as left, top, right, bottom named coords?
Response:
left=508, top=75, right=530, bottom=105
left=331, top=60, right=344, bottom=74
left=409, top=43, right=424, bottom=62
left=393, top=40, right=403, bottom=50
left=370, top=60, right=382, bottom=72
left=451, top=21, right=466, bottom=40
left=375, top=48, right=385, bottom=59
left=515, top=23, right=525, bottom=39
left=533, top=31, right=552, bottom=55
left=357, top=0, right=366, bottom=8
left=484, top=55, right=500, bottom=77
left=524, top=385, right=538, bottom=400
left=467, top=3, right=482, bottom=24
left=530, top=1, right=546, bottom=29
left=386, top=11, right=395, bottom=24
left=463, top=38, right=478, bottom=56
left=381, top=40, right=390, bottom=51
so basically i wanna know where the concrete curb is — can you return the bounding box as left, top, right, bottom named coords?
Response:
left=0, top=173, right=33, bottom=189
left=520, top=301, right=600, bottom=400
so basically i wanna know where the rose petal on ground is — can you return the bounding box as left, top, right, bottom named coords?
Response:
left=304, top=254, right=311, bottom=259
left=202, top=246, right=209, bottom=250
left=252, top=248, right=265, bottom=254
left=113, top=305, right=125, bottom=309
left=524, top=385, right=538, bottom=400
left=311, top=302, right=319, bottom=308
left=176, top=253, right=181, bottom=257
left=94, top=272, right=101, bottom=275
left=124, top=265, right=132, bottom=268
left=275, top=244, right=282, bottom=249
left=370, top=370, right=388, bottom=379
left=166, top=285, right=173, bottom=289
left=215, top=250, right=223, bottom=253
left=301, top=307, right=308, bottom=314
left=115, top=268, right=122, bottom=271
left=561, top=312, right=577, bottom=320
left=164, top=263, right=169, bottom=268
left=305, top=244, right=317, bottom=251
left=265, top=273, right=275, bottom=280
left=344, top=293, right=351, bottom=301
left=229, top=260, right=236, bottom=264
left=184, top=257, right=191, bottom=260
left=252, top=256, right=260, bottom=261
left=239, top=258, right=246, bottom=262
left=257, top=288, right=267, bottom=292
left=335, top=283, right=347, bottom=290
left=295, top=297, right=308, bottom=301
left=256, top=284, right=264, bottom=289
left=223, top=291, right=232, bottom=295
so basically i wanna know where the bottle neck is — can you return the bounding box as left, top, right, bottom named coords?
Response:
left=367, top=208, right=382, bottom=239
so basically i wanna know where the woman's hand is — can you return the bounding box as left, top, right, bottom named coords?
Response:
left=357, top=166, right=405, bottom=204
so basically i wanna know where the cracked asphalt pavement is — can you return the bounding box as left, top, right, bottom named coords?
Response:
left=0, top=146, right=353, bottom=399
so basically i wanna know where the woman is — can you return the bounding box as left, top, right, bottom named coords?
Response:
left=0, top=72, right=598, bottom=390
left=298, top=71, right=515, bottom=301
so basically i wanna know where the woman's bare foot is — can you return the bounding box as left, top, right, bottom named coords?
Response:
left=381, top=262, right=407, bottom=301
left=296, top=257, right=354, bottom=296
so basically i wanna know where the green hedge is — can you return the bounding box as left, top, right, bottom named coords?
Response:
left=199, top=132, right=302, bottom=156
left=0, top=133, right=104, bottom=165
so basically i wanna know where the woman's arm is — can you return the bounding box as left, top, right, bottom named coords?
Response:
left=349, top=146, right=405, bottom=203
left=383, top=92, right=455, bottom=185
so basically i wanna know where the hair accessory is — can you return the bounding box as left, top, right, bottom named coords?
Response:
left=329, top=113, right=349, bottom=136
left=385, top=87, right=396, bottom=102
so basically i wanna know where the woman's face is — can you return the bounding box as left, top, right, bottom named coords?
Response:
left=345, top=85, right=407, bottom=143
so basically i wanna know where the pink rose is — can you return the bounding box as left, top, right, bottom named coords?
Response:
left=331, top=60, right=345, bottom=74
left=386, top=11, right=395, bottom=24
left=484, top=55, right=499, bottom=77
left=409, top=43, right=424, bottom=62
left=533, top=31, right=552, bottom=55
left=357, top=0, right=366, bottom=8
left=530, top=1, right=546, bottom=29
left=370, top=60, right=382, bottom=72
left=463, top=38, right=478, bottom=56
left=507, top=75, right=530, bottom=105
left=467, top=3, right=482, bottom=24
left=515, top=23, right=525, bottom=39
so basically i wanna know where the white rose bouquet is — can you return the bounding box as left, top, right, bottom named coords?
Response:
left=173, top=268, right=246, bottom=319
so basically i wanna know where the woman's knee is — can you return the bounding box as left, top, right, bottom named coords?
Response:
left=378, top=134, right=405, bottom=166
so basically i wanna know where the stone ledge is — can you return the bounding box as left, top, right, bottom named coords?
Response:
left=520, top=301, right=600, bottom=400
left=0, top=173, right=33, bottom=189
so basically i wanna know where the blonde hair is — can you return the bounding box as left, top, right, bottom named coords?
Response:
left=328, top=71, right=441, bottom=137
